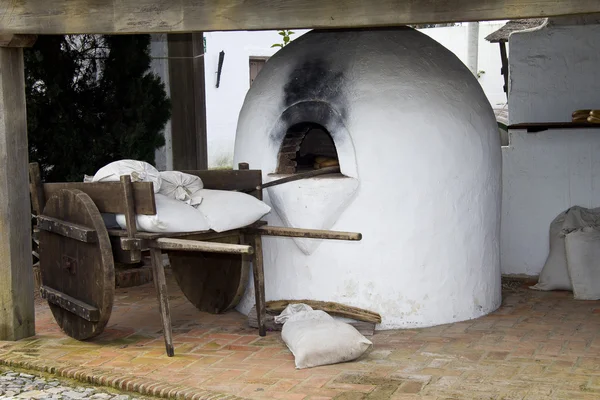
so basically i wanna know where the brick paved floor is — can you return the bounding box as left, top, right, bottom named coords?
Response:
left=2, top=273, right=600, bottom=400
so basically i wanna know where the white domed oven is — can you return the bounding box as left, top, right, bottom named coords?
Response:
left=234, top=27, right=502, bottom=329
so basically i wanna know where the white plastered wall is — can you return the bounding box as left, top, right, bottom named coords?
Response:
left=501, top=18, right=600, bottom=276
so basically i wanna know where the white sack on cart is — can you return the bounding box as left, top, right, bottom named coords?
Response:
left=192, top=189, right=270, bottom=232
left=92, top=159, right=162, bottom=193
left=159, top=171, right=204, bottom=206
left=276, top=303, right=372, bottom=369
left=116, top=194, right=209, bottom=233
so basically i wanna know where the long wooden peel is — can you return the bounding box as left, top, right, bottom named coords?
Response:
left=248, top=225, right=361, bottom=241
left=243, top=166, right=341, bottom=193
left=149, top=238, right=254, bottom=255
left=266, top=299, right=382, bottom=324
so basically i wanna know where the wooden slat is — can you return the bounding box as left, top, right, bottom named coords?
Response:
left=151, top=238, right=254, bottom=254
left=0, top=1, right=598, bottom=34
left=266, top=300, right=382, bottom=324
left=508, top=122, right=600, bottom=133
left=108, top=221, right=268, bottom=240
left=40, top=285, right=100, bottom=322
left=249, top=225, right=362, bottom=241
left=43, top=182, right=156, bottom=215
left=180, top=169, right=263, bottom=193
left=258, top=167, right=341, bottom=191
left=247, top=306, right=376, bottom=336
left=28, top=162, right=45, bottom=214
left=0, top=46, right=35, bottom=341
left=0, top=34, right=37, bottom=47
left=37, top=215, right=98, bottom=243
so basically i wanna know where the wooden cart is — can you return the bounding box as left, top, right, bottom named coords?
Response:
left=28, top=162, right=361, bottom=356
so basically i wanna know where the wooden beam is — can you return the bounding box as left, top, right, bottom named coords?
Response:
left=0, top=1, right=598, bottom=34
left=168, top=33, right=207, bottom=170
left=151, top=238, right=254, bottom=254
left=0, top=35, right=37, bottom=47
left=39, top=286, right=100, bottom=322
left=0, top=46, right=35, bottom=340
left=37, top=215, right=98, bottom=243
left=249, top=225, right=363, bottom=241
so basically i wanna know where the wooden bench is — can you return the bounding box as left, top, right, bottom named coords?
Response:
left=29, top=162, right=362, bottom=356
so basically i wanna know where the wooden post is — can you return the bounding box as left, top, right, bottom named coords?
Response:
left=0, top=39, right=36, bottom=340
left=499, top=42, right=509, bottom=98
left=167, top=33, right=208, bottom=170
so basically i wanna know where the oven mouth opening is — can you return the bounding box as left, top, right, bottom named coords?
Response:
left=275, top=122, right=343, bottom=177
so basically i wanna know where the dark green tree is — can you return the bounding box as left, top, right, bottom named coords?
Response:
left=25, top=34, right=170, bottom=182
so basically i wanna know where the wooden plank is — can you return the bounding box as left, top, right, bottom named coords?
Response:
left=250, top=225, right=362, bottom=241
left=180, top=169, right=263, bottom=194
left=150, top=247, right=175, bottom=357
left=107, top=221, right=267, bottom=239
left=252, top=235, right=266, bottom=336
left=37, top=215, right=98, bottom=243
left=0, top=35, right=36, bottom=47
left=43, top=182, right=156, bottom=215
left=151, top=238, right=254, bottom=254
left=40, top=285, right=100, bottom=322
left=0, top=1, right=598, bottom=35
left=28, top=162, right=45, bottom=214
left=266, top=300, right=382, bottom=324
left=259, top=167, right=341, bottom=191
left=508, top=122, right=600, bottom=133
left=0, top=46, right=35, bottom=341
left=247, top=306, right=376, bottom=336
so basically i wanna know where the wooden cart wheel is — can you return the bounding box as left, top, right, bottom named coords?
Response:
left=39, top=189, right=115, bottom=340
left=169, top=235, right=249, bottom=314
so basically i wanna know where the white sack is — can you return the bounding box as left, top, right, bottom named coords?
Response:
left=92, top=160, right=162, bottom=193
left=279, top=304, right=372, bottom=369
left=532, top=206, right=600, bottom=291
left=116, top=194, right=209, bottom=233
left=192, top=189, right=271, bottom=232
left=159, top=171, right=203, bottom=205
left=565, top=227, right=600, bottom=300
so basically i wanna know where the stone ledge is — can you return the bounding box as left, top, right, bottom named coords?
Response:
left=0, top=354, right=243, bottom=400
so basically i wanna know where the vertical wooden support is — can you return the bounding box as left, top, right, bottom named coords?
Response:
left=252, top=235, right=266, bottom=336
left=499, top=42, right=509, bottom=98
left=29, top=162, right=45, bottom=214
left=168, top=33, right=207, bottom=170
left=150, top=247, right=174, bottom=356
left=0, top=45, right=35, bottom=340
left=120, top=175, right=141, bottom=262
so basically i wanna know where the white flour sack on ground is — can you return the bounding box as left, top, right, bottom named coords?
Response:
left=276, top=304, right=373, bottom=369
left=192, top=189, right=271, bottom=232
left=532, top=206, right=600, bottom=291
left=92, top=159, right=162, bottom=193
left=565, top=227, right=600, bottom=300
left=116, top=194, right=209, bottom=233
left=159, top=171, right=204, bottom=205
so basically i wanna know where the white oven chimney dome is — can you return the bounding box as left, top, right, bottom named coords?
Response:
left=234, top=27, right=502, bottom=329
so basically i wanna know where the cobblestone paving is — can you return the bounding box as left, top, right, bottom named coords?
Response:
left=0, top=370, right=146, bottom=400
left=1, top=273, right=600, bottom=399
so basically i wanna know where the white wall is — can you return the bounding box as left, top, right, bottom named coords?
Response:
left=420, top=23, right=507, bottom=107
left=501, top=19, right=600, bottom=276
left=204, top=24, right=505, bottom=168
left=203, top=30, right=308, bottom=168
